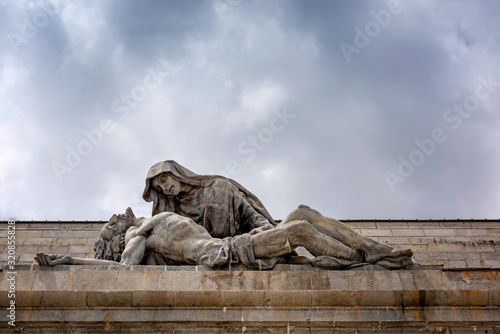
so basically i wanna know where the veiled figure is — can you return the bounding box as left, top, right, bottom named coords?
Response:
left=143, top=160, right=276, bottom=238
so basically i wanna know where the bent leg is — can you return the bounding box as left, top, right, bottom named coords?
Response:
left=280, top=205, right=412, bottom=263
left=252, top=220, right=363, bottom=262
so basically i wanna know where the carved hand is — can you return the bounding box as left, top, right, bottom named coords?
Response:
left=249, top=225, right=274, bottom=235
left=34, top=253, right=73, bottom=266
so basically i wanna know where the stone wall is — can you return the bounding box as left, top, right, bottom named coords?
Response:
left=1, top=265, right=499, bottom=332
left=1, top=220, right=499, bottom=332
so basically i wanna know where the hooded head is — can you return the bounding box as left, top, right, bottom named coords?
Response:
left=142, top=160, right=275, bottom=223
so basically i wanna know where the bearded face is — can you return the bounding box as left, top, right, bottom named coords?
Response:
left=99, top=207, right=135, bottom=240
left=93, top=232, right=125, bottom=262
left=94, top=207, right=136, bottom=261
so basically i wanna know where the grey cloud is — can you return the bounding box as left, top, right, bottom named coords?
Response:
left=1, top=0, right=499, bottom=221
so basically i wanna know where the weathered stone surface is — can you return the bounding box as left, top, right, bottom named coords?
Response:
left=3, top=215, right=500, bottom=332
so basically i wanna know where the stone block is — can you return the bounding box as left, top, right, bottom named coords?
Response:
left=489, top=289, right=500, bottom=306
left=158, top=270, right=201, bottom=291
left=0, top=271, right=33, bottom=291
left=440, top=222, right=471, bottom=229
left=55, top=237, right=93, bottom=246
left=483, top=260, right=500, bottom=267
left=411, top=272, right=441, bottom=290
left=395, top=271, right=418, bottom=290
left=360, top=229, right=393, bottom=237
left=23, top=223, right=61, bottom=230
left=59, top=223, right=96, bottom=230
left=408, top=222, right=440, bottom=228
left=454, top=271, right=499, bottom=289
left=330, top=271, right=373, bottom=290
left=311, top=290, right=355, bottom=306
left=456, top=229, right=488, bottom=237
left=72, top=230, right=100, bottom=237
left=68, top=245, right=92, bottom=254
left=132, top=290, right=175, bottom=307
left=240, top=308, right=286, bottom=323
left=265, top=290, right=311, bottom=307
left=346, top=222, right=376, bottom=229
left=480, top=252, right=500, bottom=260
left=470, top=222, right=500, bottom=228
left=201, top=270, right=242, bottom=290
left=393, top=228, right=425, bottom=237
left=411, top=237, right=437, bottom=245
left=175, top=290, right=220, bottom=307
left=286, top=327, right=314, bottom=334
left=401, top=290, right=422, bottom=307
left=370, top=271, right=403, bottom=290
left=41, top=230, right=76, bottom=238
left=285, top=271, right=313, bottom=290
left=41, top=290, right=86, bottom=307
left=18, top=253, right=37, bottom=263
left=18, top=238, right=47, bottom=245
left=86, top=290, right=133, bottom=307
left=330, top=307, right=381, bottom=323
left=379, top=236, right=412, bottom=245
left=356, top=290, right=402, bottom=306
left=443, top=261, right=467, bottom=269
left=429, top=244, right=464, bottom=252
left=488, top=229, right=500, bottom=236
left=290, top=308, right=334, bottom=323
left=469, top=243, right=496, bottom=252
left=17, top=308, right=65, bottom=323
left=154, top=308, right=197, bottom=322
left=447, top=252, right=481, bottom=261
left=424, top=229, right=457, bottom=237
left=16, top=290, right=43, bottom=308
left=115, top=270, right=160, bottom=290
left=377, top=222, right=408, bottom=229
left=73, top=270, right=116, bottom=291
left=446, top=289, right=490, bottom=306
left=467, top=308, right=500, bottom=322
left=15, top=230, right=43, bottom=238
left=31, top=270, right=73, bottom=291
left=36, top=245, right=70, bottom=254
left=241, top=270, right=286, bottom=290
left=62, top=308, right=110, bottom=323
left=108, top=308, right=157, bottom=324
left=221, top=290, right=266, bottom=306
left=308, top=270, right=331, bottom=290
left=196, top=308, right=243, bottom=323
left=414, top=252, right=448, bottom=261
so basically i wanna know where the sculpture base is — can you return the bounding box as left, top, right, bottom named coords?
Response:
left=1, top=264, right=499, bottom=333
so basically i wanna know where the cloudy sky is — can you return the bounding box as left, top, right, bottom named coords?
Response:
left=1, top=0, right=500, bottom=221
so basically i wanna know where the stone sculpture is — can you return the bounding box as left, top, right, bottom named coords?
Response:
left=35, top=160, right=414, bottom=269
left=35, top=207, right=413, bottom=269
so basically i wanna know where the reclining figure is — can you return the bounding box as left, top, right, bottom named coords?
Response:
left=35, top=207, right=413, bottom=270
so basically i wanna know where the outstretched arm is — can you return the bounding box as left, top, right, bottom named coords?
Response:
left=35, top=226, right=148, bottom=266
left=35, top=253, right=120, bottom=266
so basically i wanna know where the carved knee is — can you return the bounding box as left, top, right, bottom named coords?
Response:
left=295, top=204, right=321, bottom=221
left=288, top=204, right=310, bottom=220
left=284, top=220, right=315, bottom=247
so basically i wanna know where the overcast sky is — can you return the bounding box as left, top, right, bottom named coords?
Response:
left=1, top=0, right=500, bottom=221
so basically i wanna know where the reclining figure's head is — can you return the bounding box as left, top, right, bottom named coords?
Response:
left=100, top=207, right=136, bottom=240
